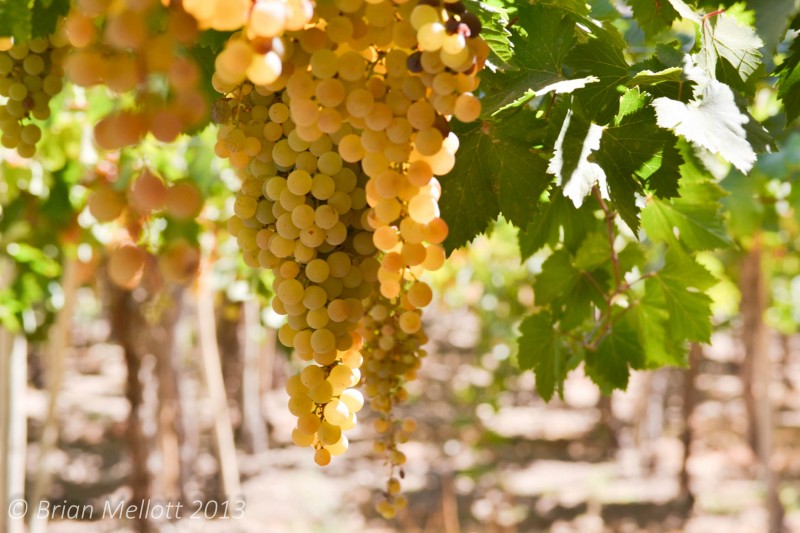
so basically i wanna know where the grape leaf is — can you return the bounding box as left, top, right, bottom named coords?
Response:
left=31, top=0, right=70, bottom=39
left=537, top=0, right=590, bottom=17
left=627, top=67, right=684, bottom=87
left=652, top=77, right=756, bottom=173
left=566, top=29, right=631, bottom=123
left=574, top=232, right=611, bottom=271
left=0, top=0, right=32, bottom=41
left=775, top=25, right=800, bottom=122
left=197, top=30, right=234, bottom=53
left=720, top=171, right=766, bottom=238
left=633, top=298, right=688, bottom=367
left=534, top=249, right=606, bottom=328
left=440, top=109, right=551, bottom=253
left=479, top=3, right=576, bottom=115
left=641, top=180, right=731, bottom=250
left=495, top=76, right=599, bottom=115
left=584, top=314, right=645, bottom=393
left=627, top=0, right=680, bottom=37
left=517, top=191, right=599, bottom=259
left=548, top=109, right=608, bottom=209
left=647, top=247, right=716, bottom=343
left=594, top=89, right=673, bottom=234
left=750, top=0, right=800, bottom=61
left=516, top=311, right=566, bottom=401
left=666, top=0, right=701, bottom=23
left=463, top=0, right=513, bottom=64
left=644, top=141, right=684, bottom=198
left=533, top=250, right=580, bottom=306
left=699, top=13, right=764, bottom=83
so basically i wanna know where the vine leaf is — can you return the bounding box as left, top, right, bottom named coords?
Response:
left=517, top=311, right=565, bottom=401
left=647, top=247, right=716, bottom=343
left=628, top=0, right=680, bottom=37
left=534, top=249, right=605, bottom=329
left=566, top=29, right=630, bottom=123
left=0, top=0, right=32, bottom=41
left=574, top=232, right=611, bottom=271
left=463, top=0, right=513, bottom=64
left=775, top=20, right=800, bottom=123
left=495, top=76, right=599, bottom=115
left=642, top=180, right=731, bottom=250
left=644, top=141, right=684, bottom=198
left=594, top=89, right=672, bottom=234
left=548, top=109, right=608, bottom=209
left=652, top=77, right=756, bottom=173
left=440, top=110, right=550, bottom=253
left=584, top=315, right=645, bottom=393
left=699, top=13, right=764, bottom=83
left=31, top=0, right=70, bottom=39
left=633, top=298, right=688, bottom=367
left=517, top=192, right=599, bottom=259
left=479, top=3, right=576, bottom=115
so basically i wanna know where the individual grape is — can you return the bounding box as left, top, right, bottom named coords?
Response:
left=165, top=181, right=204, bottom=219
left=88, top=185, right=126, bottom=222
left=108, top=243, right=147, bottom=289
left=130, top=169, right=168, bottom=213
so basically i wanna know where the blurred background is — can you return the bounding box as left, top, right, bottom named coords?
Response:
left=2, top=210, right=800, bottom=533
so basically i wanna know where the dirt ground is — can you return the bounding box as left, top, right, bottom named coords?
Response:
left=25, top=302, right=800, bottom=532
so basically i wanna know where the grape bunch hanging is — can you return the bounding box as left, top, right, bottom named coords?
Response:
left=217, top=0, right=486, bottom=517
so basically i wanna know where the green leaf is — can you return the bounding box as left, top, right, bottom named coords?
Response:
left=648, top=247, right=715, bottom=343
left=699, top=13, right=764, bottom=83
left=644, top=141, right=684, bottom=198
left=775, top=35, right=800, bottom=122
left=633, top=298, right=688, bottom=367
left=594, top=89, right=673, bottom=234
left=534, top=249, right=606, bottom=328
left=31, top=0, right=70, bottom=39
left=750, top=0, right=800, bottom=56
left=641, top=180, right=731, bottom=250
left=627, top=0, right=680, bottom=37
left=463, top=0, right=513, bottom=64
left=533, top=250, right=580, bottom=305
left=574, top=232, right=611, bottom=271
left=720, top=171, right=765, bottom=238
left=197, top=29, right=234, bottom=53
left=584, top=314, right=645, bottom=393
left=440, top=109, right=551, bottom=253
left=548, top=108, right=607, bottom=209
left=627, top=67, right=684, bottom=88
left=517, top=311, right=566, bottom=401
left=0, top=0, right=32, bottom=41
left=566, top=27, right=631, bottom=123
left=479, top=3, right=576, bottom=115
left=517, top=191, right=599, bottom=259
left=652, top=77, right=757, bottom=173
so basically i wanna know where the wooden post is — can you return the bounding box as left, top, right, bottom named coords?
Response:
left=28, top=258, right=78, bottom=533
left=680, top=343, right=702, bottom=509
left=740, top=236, right=784, bottom=533
left=0, top=329, right=27, bottom=533
left=241, top=299, right=268, bottom=454
left=196, top=268, right=241, bottom=499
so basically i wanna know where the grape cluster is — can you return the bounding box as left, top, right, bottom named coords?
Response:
left=360, top=292, right=428, bottom=517
left=0, top=34, right=68, bottom=158
left=218, top=83, right=378, bottom=464
left=211, top=0, right=486, bottom=511
left=208, top=0, right=314, bottom=89
left=63, top=0, right=207, bottom=148
left=88, top=167, right=204, bottom=288
left=184, top=0, right=313, bottom=34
